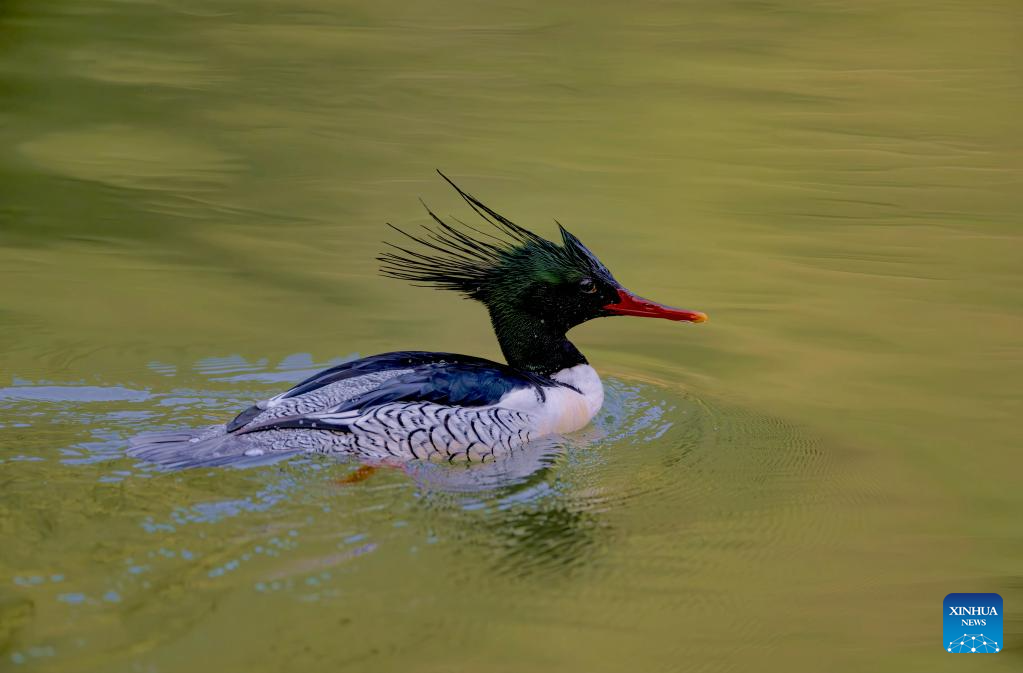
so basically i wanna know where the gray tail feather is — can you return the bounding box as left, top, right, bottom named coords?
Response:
left=127, top=427, right=299, bottom=470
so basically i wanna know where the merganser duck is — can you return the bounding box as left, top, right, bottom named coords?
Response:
left=129, top=173, right=707, bottom=469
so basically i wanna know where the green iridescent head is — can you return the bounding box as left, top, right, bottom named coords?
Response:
left=380, top=172, right=706, bottom=374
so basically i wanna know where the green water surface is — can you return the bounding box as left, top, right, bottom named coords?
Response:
left=1, top=1, right=1021, bottom=671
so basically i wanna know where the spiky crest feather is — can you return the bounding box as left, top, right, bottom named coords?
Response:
left=379, top=172, right=610, bottom=300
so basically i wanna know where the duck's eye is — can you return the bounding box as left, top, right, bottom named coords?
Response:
left=579, top=278, right=596, bottom=294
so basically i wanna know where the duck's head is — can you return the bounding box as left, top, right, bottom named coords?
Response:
left=380, top=172, right=706, bottom=373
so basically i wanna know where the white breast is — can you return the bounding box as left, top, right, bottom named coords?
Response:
left=495, top=364, right=604, bottom=436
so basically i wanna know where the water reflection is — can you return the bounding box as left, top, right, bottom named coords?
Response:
left=0, top=347, right=828, bottom=670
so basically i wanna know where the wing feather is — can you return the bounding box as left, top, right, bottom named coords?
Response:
left=235, top=358, right=569, bottom=436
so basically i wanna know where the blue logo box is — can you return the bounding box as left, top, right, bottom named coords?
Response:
left=944, top=593, right=1002, bottom=653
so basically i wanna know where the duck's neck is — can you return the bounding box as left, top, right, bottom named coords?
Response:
left=489, top=311, right=587, bottom=377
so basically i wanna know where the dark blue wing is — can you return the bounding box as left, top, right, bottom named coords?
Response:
left=228, top=351, right=562, bottom=433
left=274, top=351, right=500, bottom=400
left=236, top=359, right=569, bottom=435
left=332, top=361, right=549, bottom=411
left=226, top=351, right=501, bottom=431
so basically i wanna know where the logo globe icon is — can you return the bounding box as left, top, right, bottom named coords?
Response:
left=947, top=634, right=999, bottom=653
